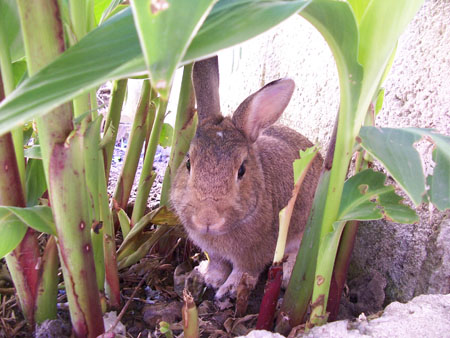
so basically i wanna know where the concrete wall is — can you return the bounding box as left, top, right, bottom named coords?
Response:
left=217, top=0, right=450, bottom=306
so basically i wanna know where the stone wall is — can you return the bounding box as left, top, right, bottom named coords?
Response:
left=217, top=0, right=450, bottom=306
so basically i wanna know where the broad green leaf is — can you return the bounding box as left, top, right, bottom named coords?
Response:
left=360, top=127, right=450, bottom=210
left=338, top=169, right=418, bottom=223
left=0, top=206, right=56, bottom=242
left=0, top=0, right=311, bottom=136
left=356, top=0, right=424, bottom=134
left=25, top=159, right=47, bottom=206
left=184, top=0, right=311, bottom=62
left=346, top=0, right=370, bottom=25
left=300, top=0, right=363, bottom=131
left=159, top=123, right=173, bottom=148
left=0, top=211, right=27, bottom=258
left=130, top=0, right=215, bottom=99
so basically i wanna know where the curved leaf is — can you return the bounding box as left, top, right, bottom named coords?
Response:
left=0, top=205, right=56, bottom=235
left=338, top=169, right=418, bottom=223
left=360, top=127, right=450, bottom=210
left=130, top=0, right=215, bottom=98
left=0, top=211, right=27, bottom=258
left=0, top=206, right=56, bottom=257
left=0, top=0, right=311, bottom=136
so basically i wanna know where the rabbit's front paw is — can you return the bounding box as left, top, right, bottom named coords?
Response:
left=196, top=260, right=231, bottom=290
left=215, top=270, right=258, bottom=300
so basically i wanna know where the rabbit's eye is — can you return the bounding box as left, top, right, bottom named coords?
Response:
left=238, top=162, right=246, bottom=179
left=186, top=158, right=191, bottom=172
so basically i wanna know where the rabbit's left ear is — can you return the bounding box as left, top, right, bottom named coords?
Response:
left=232, top=78, right=295, bottom=143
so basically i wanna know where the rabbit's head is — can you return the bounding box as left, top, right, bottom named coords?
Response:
left=171, top=56, right=295, bottom=237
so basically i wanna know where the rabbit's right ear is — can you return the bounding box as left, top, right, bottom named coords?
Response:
left=193, top=56, right=221, bottom=122
left=232, top=78, right=295, bottom=143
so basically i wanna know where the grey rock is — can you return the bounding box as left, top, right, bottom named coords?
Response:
left=305, top=293, right=450, bottom=338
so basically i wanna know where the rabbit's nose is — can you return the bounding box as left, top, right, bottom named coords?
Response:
left=191, top=209, right=225, bottom=233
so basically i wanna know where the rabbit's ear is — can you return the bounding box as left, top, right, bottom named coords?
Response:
left=193, top=55, right=221, bottom=122
left=232, top=78, right=295, bottom=142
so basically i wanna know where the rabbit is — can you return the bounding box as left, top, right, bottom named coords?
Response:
left=170, top=56, right=323, bottom=299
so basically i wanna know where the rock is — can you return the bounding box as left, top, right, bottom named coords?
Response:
left=238, top=330, right=285, bottom=338
left=304, top=294, right=450, bottom=338
left=349, top=212, right=450, bottom=304
left=339, top=270, right=387, bottom=320
left=142, top=301, right=182, bottom=328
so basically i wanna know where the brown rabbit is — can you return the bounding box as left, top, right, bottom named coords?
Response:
left=170, top=56, right=322, bottom=299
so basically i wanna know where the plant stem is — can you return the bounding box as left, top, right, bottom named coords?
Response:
left=103, top=79, right=128, bottom=180
left=182, top=289, right=199, bottom=338
left=326, top=220, right=359, bottom=321
left=0, top=73, right=44, bottom=327
left=17, top=1, right=104, bottom=335
left=159, top=64, right=196, bottom=206
left=112, top=80, right=152, bottom=210
left=131, top=98, right=168, bottom=225
left=0, top=29, right=25, bottom=192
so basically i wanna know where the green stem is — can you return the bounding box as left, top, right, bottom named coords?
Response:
left=113, top=80, right=153, bottom=210
left=0, top=29, right=25, bottom=192
left=103, top=79, right=128, bottom=180
left=160, top=64, right=196, bottom=206
left=35, top=236, right=59, bottom=324
left=131, top=98, right=168, bottom=225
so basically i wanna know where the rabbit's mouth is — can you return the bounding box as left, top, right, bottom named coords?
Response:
left=190, top=214, right=227, bottom=235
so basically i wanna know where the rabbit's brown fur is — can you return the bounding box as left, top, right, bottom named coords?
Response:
left=170, top=56, right=322, bottom=298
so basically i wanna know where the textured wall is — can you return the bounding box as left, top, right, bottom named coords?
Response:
left=217, top=0, right=450, bottom=305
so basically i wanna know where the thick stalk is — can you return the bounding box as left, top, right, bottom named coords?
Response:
left=276, top=118, right=338, bottom=333
left=103, top=79, right=128, bottom=180
left=1, top=134, right=41, bottom=326
left=131, top=98, right=168, bottom=225
left=113, top=80, right=153, bottom=210
left=159, top=64, right=196, bottom=205
left=17, top=1, right=104, bottom=336
left=326, top=220, right=359, bottom=321
left=35, top=236, right=59, bottom=323
left=0, top=74, right=43, bottom=327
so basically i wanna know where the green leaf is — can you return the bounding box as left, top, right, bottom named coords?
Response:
left=356, top=0, right=424, bottom=132
left=0, top=211, right=27, bottom=258
left=184, top=0, right=311, bottom=62
left=117, top=208, right=131, bottom=239
left=346, top=0, right=370, bottom=25
left=360, top=127, right=450, bottom=210
left=0, top=0, right=311, bottom=136
left=338, top=169, right=418, bottom=223
left=25, top=159, right=47, bottom=206
left=130, top=0, right=215, bottom=99
left=95, top=0, right=125, bottom=25
left=159, top=123, right=173, bottom=148
left=427, top=146, right=450, bottom=211
left=300, top=0, right=363, bottom=146
left=0, top=0, right=24, bottom=61
left=293, top=146, right=319, bottom=182
left=0, top=206, right=56, bottom=246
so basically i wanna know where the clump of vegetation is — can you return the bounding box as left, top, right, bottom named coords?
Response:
left=0, top=0, right=448, bottom=336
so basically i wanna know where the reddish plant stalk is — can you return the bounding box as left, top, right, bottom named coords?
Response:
left=256, top=264, right=283, bottom=330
